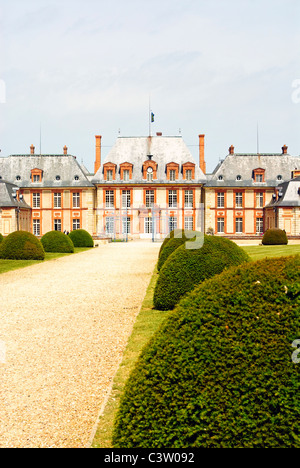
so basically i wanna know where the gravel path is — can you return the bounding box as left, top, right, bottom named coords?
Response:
left=0, top=241, right=160, bottom=448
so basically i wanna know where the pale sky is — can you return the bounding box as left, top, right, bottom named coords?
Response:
left=0, top=0, right=299, bottom=172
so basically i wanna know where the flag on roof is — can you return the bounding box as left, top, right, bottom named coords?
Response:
left=151, top=112, right=155, bottom=123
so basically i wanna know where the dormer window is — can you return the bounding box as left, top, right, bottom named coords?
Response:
left=166, top=162, right=179, bottom=181
left=182, top=162, right=195, bottom=180
left=253, top=168, right=265, bottom=183
left=103, top=162, right=117, bottom=181
left=143, top=160, right=158, bottom=180
left=120, top=162, right=133, bottom=181
left=31, top=168, right=43, bottom=183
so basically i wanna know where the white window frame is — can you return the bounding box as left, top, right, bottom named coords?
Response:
left=33, top=219, right=40, bottom=236
left=105, top=190, right=114, bottom=208
left=168, top=190, right=177, bottom=208
left=184, top=216, right=193, bottom=231
left=235, top=192, right=243, bottom=208
left=72, top=192, right=80, bottom=208
left=217, top=217, right=225, bottom=233
left=217, top=192, right=225, bottom=208
left=184, top=190, right=193, bottom=208
left=235, top=218, right=243, bottom=234
left=54, top=219, right=62, bottom=232
left=145, top=190, right=155, bottom=208
left=33, top=192, right=40, bottom=208
left=72, top=219, right=80, bottom=231
left=54, top=192, right=62, bottom=209
left=122, top=190, right=131, bottom=208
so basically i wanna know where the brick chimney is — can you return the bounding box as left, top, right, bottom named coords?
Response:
left=282, top=145, right=288, bottom=155
left=63, top=145, right=68, bottom=155
left=94, top=135, right=102, bottom=174
left=30, top=144, right=35, bottom=155
left=229, top=145, right=235, bottom=155
left=199, top=134, right=206, bottom=174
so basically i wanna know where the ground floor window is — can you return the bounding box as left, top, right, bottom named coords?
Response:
left=256, top=218, right=264, bottom=234
left=169, top=216, right=177, bottom=232
left=33, top=219, right=40, bottom=236
left=184, top=216, right=193, bottom=231
left=235, top=217, right=243, bottom=234
left=217, top=217, right=225, bottom=233
left=145, top=217, right=153, bottom=234
left=105, top=217, right=115, bottom=235
left=122, top=217, right=131, bottom=235
left=54, top=219, right=62, bottom=231
left=72, top=219, right=80, bottom=231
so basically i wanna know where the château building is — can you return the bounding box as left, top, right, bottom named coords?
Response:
left=0, top=134, right=299, bottom=240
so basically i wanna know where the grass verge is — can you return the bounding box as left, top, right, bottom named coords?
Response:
left=0, top=247, right=90, bottom=275
left=91, top=266, right=170, bottom=448
left=242, top=244, right=300, bottom=261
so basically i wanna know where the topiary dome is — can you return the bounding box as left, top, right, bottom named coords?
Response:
left=113, top=256, right=300, bottom=448
left=262, top=228, right=288, bottom=245
left=68, top=229, right=94, bottom=248
left=0, top=231, right=45, bottom=260
left=41, top=230, right=74, bottom=253
left=154, top=235, right=250, bottom=310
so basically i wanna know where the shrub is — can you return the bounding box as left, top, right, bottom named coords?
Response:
left=68, top=229, right=94, bottom=248
left=158, top=229, right=185, bottom=258
left=41, top=230, right=74, bottom=253
left=113, top=256, right=300, bottom=448
left=154, top=235, right=250, bottom=310
left=0, top=234, right=3, bottom=244
left=157, top=230, right=198, bottom=272
left=262, top=228, right=288, bottom=245
left=0, top=231, right=45, bottom=260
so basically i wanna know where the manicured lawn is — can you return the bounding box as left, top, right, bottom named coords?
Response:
left=0, top=248, right=90, bottom=275
left=242, top=244, right=300, bottom=261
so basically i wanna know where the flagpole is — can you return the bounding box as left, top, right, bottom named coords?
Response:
left=149, top=95, right=151, bottom=137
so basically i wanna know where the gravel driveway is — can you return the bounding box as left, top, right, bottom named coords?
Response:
left=0, top=241, right=160, bottom=448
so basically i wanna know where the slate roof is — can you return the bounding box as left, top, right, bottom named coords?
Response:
left=266, top=177, right=300, bottom=207
left=206, top=152, right=300, bottom=188
left=92, top=136, right=206, bottom=184
left=0, top=154, right=94, bottom=188
left=0, top=180, right=31, bottom=208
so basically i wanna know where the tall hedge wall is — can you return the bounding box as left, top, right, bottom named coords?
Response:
left=113, top=256, right=300, bottom=448
left=154, top=235, right=250, bottom=310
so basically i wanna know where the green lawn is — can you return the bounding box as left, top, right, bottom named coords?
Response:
left=0, top=248, right=90, bottom=275
left=242, top=244, right=300, bottom=261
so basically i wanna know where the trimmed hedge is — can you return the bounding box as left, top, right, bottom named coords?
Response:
left=154, top=235, right=250, bottom=310
left=158, top=229, right=186, bottom=258
left=41, top=230, right=75, bottom=253
left=0, top=231, right=45, bottom=260
left=68, top=229, right=94, bottom=248
left=157, top=230, right=199, bottom=272
left=0, top=234, right=3, bottom=244
left=262, top=228, right=288, bottom=245
left=113, top=256, right=300, bottom=448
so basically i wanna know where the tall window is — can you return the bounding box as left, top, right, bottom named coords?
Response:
left=122, top=217, right=131, bottom=234
left=33, top=219, right=40, bottom=236
left=33, top=192, right=40, bottom=208
left=217, top=192, right=225, bottom=208
left=256, top=192, right=264, bottom=208
left=54, top=192, right=62, bottom=209
left=235, top=192, right=243, bottom=208
left=145, top=190, right=155, bottom=208
left=169, top=217, right=177, bottom=232
left=106, top=170, right=113, bottom=181
left=235, top=218, right=243, bottom=233
left=105, top=217, right=114, bottom=235
left=256, top=218, right=264, bottom=234
left=72, top=192, right=80, bottom=208
left=72, top=219, right=80, bottom=230
left=184, top=190, right=193, bottom=208
left=54, top=219, right=62, bottom=231
left=168, top=190, right=177, bottom=208
left=169, top=170, right=176, bottom=181
left=186, top=169, right=192, bottom=181
left=123, top=170, right=130, bottom=181
left=147, top=168, right=153, bottom=182
left=184, top=217, right=193, bottom=231
left=145, top=217, right=153, bottom=234
left=217, top=218, right=225, bottom=233
left=105, top=190, right=114, bottom=208
left=122, top=190, right=131, bottom=208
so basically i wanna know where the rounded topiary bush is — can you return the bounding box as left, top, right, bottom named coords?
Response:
left=154, top=235, right=250, bottom=310
left=41, top=230, right=75, bottom=253
left=113, top=256, right=300, bottom=448
left=262, top=228, right=288, bottom=245
left=68, top=229, right=94, bottom=248
left=0, top=231, right=45, bottom=260
left=157, top=230, right=198, bottom=272
left=0, top=233, right=3, bottom=244
left=158, top=229, right=185, bottom=258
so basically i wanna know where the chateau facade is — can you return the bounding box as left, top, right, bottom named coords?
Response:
left=0, top=134, right=299, bottom=239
